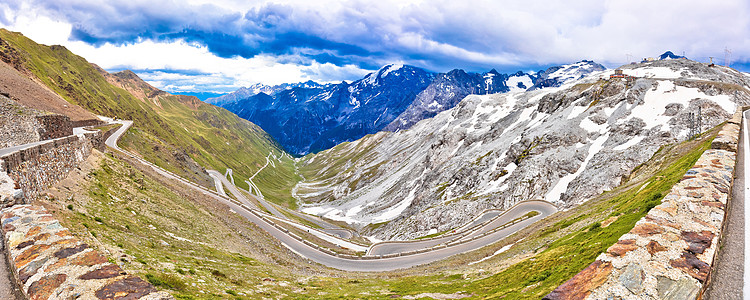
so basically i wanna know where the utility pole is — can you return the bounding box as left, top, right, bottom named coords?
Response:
left=687, top=107, right=703, bottom=139
left=697, top=106, right=702, bottom=136
left=626, top=53, right=633, bottom=63
left=688, top=113, right=695, bottom=140
left=725, top=47, right=732, bottom=66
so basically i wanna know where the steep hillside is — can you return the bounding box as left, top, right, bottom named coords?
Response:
left=0, top=29, right=298, bottom=207
left=214, top=62, right=604, bottom=155
left=0, top=48, right=98, bottom=124
left=295, top=59, right=750, bottom=240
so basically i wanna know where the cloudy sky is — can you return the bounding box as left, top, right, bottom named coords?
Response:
left=1, top=0, right=748, bottom=98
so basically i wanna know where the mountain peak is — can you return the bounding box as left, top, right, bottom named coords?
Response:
left=358, top=64, right=430, bottom=87
left=376, top=64, right=412, bottom=78
left=659, top=51, right=686, bottom=60
left=485, top=69, right=501, bottom=76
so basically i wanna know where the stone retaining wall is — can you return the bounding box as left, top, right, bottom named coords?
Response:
left=71, top=119, right=104, bottom=129
left=90, top=124, right=122, bottom=152
left=34, top=115, right=72, bottom=141
left=544, top=109, right=743, bottom=300
left=1, top=132, right=101, bottom=205
left=1, top=205, right=171, bottom=299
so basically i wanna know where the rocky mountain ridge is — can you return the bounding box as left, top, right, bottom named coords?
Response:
left=212, top=61, right=605, bottom=155
left=294, top=59, right=750, bottom=240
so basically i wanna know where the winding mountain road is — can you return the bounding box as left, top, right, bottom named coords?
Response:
left=368, top=200, right=555, bottom=256
left=105, top=120, right=558, bottom=271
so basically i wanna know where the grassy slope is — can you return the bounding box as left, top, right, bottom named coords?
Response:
left=296, top=133, right=385, bottom=203
left=45, top=151, right=310, bottom=299
left=0, top=29, right=298, bottom=207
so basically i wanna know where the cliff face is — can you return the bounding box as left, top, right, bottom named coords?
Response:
left=295, top=59, right=750, bottom=240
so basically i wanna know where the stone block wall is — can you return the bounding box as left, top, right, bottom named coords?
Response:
left=35, top=115, right=73, bottom=141
left=544, top=110, right=743, bottom=300
left=1, top=205, right=171, bottom=300
left=71, top=119, right=104, bottom=128
left=1, top=131, right=101, bottom=205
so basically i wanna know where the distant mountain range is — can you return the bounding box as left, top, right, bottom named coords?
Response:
left=208, top=61, right=606, bottom=155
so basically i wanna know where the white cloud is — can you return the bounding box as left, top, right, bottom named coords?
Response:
left=65, top=38, right=370, bottom=93
left=1, top=2, right=72, bottom=46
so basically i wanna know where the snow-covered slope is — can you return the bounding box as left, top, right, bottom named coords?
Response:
left=530, top=60, right=606, bottom=90
left=295, top=59, right=750, bottom=240
left=205, top=81, right=331, bottom=106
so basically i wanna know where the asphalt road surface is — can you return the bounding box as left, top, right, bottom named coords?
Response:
left=368, top=201, right=556, bottom=256
left=703, top=110, right=747, bottom=299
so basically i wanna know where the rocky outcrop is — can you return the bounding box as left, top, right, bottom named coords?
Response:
left=1, top=205, right=171, bottom=300
left=544, top=110, right=742, bottom=300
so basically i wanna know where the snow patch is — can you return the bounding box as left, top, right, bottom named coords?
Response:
left=613, top=136, right=645, bottom=151
left=567, top=105, right=588, bottom=120
left=546, top=133, right=609, bottom=203
left=506, top=75, right=533, bottom=93
left=381, top=64, right=404, bottom=78
left=580, top=116, right=607, bottom=134
left=346, top=205, right=364, bottom=217
left=428, top=100, right=443, bottom=109
left=480, top=162, right=517, bottom=196
left=301, top=206, right=334, bottom=215
left=373, top=188, right=416, bottom=222
left=468, top=242, right=516, bottom=265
